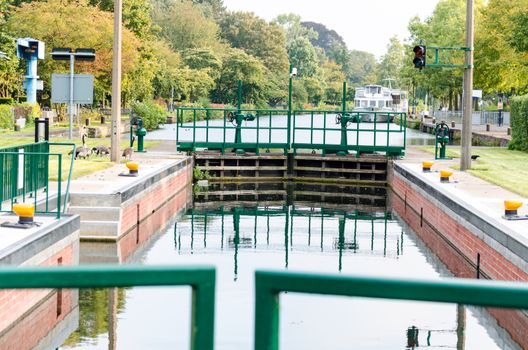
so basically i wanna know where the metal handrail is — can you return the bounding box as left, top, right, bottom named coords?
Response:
left=0, top=142, right=76, bottom=218
left=0, top=264, right=216, bottom=350
left=254, top=270, right=528, bottom=350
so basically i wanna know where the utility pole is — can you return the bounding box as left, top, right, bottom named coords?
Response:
left=460, top=0, right=474, bottom=171
left=110, top=0, right=122, bottom=162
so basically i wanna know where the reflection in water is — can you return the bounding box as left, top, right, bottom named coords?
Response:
left=406, top=305, right=466, bottom=349
left=63, top=182, right=522, bottom=350
left=179, top=206, right=400, bottom=280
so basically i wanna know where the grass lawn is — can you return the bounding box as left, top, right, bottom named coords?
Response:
left=1, top=137, right=160, bottom=180
left=419, top=147, right=528, bottom=197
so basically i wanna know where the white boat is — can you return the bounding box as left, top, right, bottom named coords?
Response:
left=353, top=83, right=408, bottom=123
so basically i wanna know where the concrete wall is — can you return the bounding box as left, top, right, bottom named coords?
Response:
left=73, top=157, right=193, bottom=241
left=0, top=214, right=80, bottom=349
left=391, top=164, right=528, bottom=348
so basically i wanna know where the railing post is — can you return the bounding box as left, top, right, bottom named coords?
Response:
left=255, top=272, right=280, bottom=350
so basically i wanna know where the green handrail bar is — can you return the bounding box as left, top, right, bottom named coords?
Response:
left=254, top=270, right=528, bottom=350
left=0, top=264, right=216, bottom=350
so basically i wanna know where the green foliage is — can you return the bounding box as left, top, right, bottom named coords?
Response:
left=7, top=0, right=141, bottom=103
left=131, top=101, right=167, bottom=130
left=193, top=167, right=211, bottom=181
left=219, top=11, right=289, bottom=75
left=0, top=104, right=13, bottom=129
left=212, top=48, right=266, bottom=105
left=152, top=0, right=221, bottom=52
left=509, top=95, right=528, bottom=152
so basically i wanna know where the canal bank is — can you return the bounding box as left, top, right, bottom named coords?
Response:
left=391, top=156, right=528, bottom=348
left=68, top=155, right=193, bottom=244
left=0, top=213, right=80, bottom=349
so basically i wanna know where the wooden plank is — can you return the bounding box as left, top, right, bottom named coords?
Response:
left=293, top=166, right=386, bottom=174
left=197, top=166, right=287, bottom=171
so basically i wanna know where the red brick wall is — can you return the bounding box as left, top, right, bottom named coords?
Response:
left=120, top=164, right=191, bottom=237
left=119, top=184, right=191, bottom=261
left=392, top=173, right=528, bottom=348
left=0, top=243, right=76, bottom=349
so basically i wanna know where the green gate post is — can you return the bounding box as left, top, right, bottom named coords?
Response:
left=287, top=65, right=294, bottom=153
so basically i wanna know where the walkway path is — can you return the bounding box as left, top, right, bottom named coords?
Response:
left=401, top=146, right=528, bottom=242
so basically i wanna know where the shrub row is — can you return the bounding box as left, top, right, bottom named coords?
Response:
left=509, top=95, right=528, bottom=152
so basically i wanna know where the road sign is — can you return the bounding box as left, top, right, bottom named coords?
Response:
left=498, top=101, right=503, bottom=110
left=472, top=90, right=482, bottom=98
left=51, top=73, right=94, bottom=104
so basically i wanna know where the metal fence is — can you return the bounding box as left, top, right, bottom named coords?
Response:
left=175, top=107, right=407, bottom=156
left=292, top=110, right=406, bottom=156
left=176, top=108, right=290, bottom=154
left=0, top=142, right=76, bottom=218
left=430, top=110, right=510, bottom=126
left=254, top=270, right=528, bottom=350
left=0, top=265, right=216, bottom=350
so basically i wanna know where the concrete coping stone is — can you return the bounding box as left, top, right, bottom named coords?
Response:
left=0, top=213, right=79, bottom=265
left=69, top=157, right=191, bottom=200
left=394, top=162, right=528, bottom=264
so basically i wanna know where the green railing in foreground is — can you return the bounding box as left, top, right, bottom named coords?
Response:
left=0, top=264, right=215, bottom=350
left=0, top=142, right=76, bottom=217
left=254, top=270, right=528, bottom=350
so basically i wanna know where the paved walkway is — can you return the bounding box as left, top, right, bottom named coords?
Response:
left=401, top=147, right=528, bottom=240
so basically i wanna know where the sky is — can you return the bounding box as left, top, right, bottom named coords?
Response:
left=222, top=0, right=440, bottom=58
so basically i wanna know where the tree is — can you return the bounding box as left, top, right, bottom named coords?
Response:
left=301, top=21, right=346, bottom=55
left=321, top=60, right=345, bottom=104
left=474, top=0, right=528, bottom=94
left=377, top=36, right=405, bottom=87
left=287, top=37, right=319, bottom=78
left=7, top=0, right=140, bottom=103
left=152, top=0, right=221, bottom=52
left=218, top=11, right=289, bottom=75
left=212, top=48, right=266, bottom=105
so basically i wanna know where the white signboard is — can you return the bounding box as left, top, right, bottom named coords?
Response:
left=51, top=73, right=94, bottom=104
left=472, top=90, right=482, bottom=98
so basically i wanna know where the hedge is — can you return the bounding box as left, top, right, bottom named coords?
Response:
left=509, top=95, right=528, bottom=152
left=131, top=101, right=167, bottom=130
left=0, top=105, right=13, bottom=129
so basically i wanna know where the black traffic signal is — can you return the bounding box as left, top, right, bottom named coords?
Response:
left=413, top=45, right=426, bottom=69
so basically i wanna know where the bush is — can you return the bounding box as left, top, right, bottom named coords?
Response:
left=0, top=98, right=13, bottom=105
left=0, top=105, right=13, bottom=129
left=131, top=101, right=167, bottom=130
left=13, top=102, right=40, bottom=126
left=509, top=95, right=528, bottom=152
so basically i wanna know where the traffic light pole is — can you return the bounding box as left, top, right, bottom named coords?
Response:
left=460, top=0, right=474, bottom=171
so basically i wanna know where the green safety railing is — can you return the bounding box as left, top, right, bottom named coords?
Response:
left=176, top=107, right=290, bottom=154
left=0, top=264, right=215, bottom=350
left=0, top=142, right=76, bottom=218
left=291, top=110, right=407, bottom=156
left=254, top=271, right=528, bottom=350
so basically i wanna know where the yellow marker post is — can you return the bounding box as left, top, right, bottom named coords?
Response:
left=504, top=200, right=523, bottom=217
left=440, top=170, right=453, bottom=183
left=422, top=161, right=434, bottom=172
left=13, top=203, right=35, bottom=225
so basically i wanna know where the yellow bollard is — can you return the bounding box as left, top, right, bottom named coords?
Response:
left=504, top=200, right=523, bottom=217
left=440, top=170, right=453, bottom=182
left=12, top=203, right=35, bottom=225
left=422, top=161, right=434, bottom=172
left=126, top=161, right=139, bottom=176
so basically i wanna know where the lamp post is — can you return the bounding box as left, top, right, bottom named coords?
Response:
left=51, top=48, right=96, bottom=139
left=110, top=0, right=123, bottom=162
left=287, top=65, right=297, bottom=147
